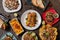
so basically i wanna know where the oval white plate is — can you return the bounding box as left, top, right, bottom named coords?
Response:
left=22, top=32, right=38, bottom=40
left=2, top=0, right=21, bottom=13
left=21, top=10, right=41, bottom=30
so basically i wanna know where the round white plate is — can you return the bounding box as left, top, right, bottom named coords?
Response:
left=21, top=10, right=41, bottom=30
left=2, top=0, right=21, bottom=13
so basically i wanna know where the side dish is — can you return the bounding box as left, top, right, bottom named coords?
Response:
left=22, top=31, right=38, bottom=40
left=3, top=0, right=21, bottom=12
left=9, top=18, right=24, bottom=35
left=26, top=12, right=37, bottom=27
left=5, top=0, right=19, bottom=10
left=39, top=21, right=58, bottom=40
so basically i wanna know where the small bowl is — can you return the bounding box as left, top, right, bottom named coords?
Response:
left=22, top=31, right=38, bottom=40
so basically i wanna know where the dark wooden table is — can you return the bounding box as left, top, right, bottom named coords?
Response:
left=0, top=0, right=60, bottom=40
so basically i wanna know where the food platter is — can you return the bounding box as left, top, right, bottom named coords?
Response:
left=21, top=10, right=41, bottom=30
left=0, top=0, right=60, bottom=40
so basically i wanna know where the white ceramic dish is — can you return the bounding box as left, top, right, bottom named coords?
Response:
left=21, top=10, right=41, bottom=30
left=22, top=31, right=38, bottom=40
left=2, top=0, right=22, bottom=13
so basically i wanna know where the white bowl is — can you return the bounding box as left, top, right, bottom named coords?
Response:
left=21, top=10, right=42, bottom=30
left=2, top=0, right=22, bottom=13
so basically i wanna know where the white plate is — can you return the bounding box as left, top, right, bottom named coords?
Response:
left=22, top=31, right=38, bottom=40
left=2, top=0, right=21, bottom=13
left=21, top=10, right=41, bottom=30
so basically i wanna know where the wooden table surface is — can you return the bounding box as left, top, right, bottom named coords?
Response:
left=0, top=0, right=60, bottom=40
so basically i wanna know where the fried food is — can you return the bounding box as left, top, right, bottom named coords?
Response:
left=39, top=22, right=58, bottom=40
left=9, top=18, right=24, bottom=35
left=26, top=12, right=37, bottom=27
